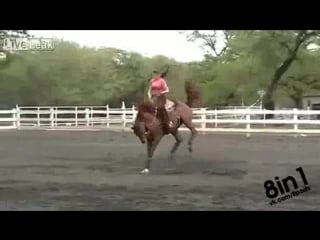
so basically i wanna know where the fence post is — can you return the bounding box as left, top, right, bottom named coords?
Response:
left=201, top=108, right=206, bottom=129
left=85, top=108, right=89, bottom=127
left=12, top=108, right=17, bottom=129
left=293, top=108, right=298, bottom=133
left=37, top=107, right=40, bottom=127
left=106, top=105, right=110, bottom=128
left=122, top=101, right=126, bottom=129
left=16, top=105, right=20, bottom=129
left=246, top=108, right=251, bottom=137
left=53, top=107, right=56, bottom=127
left=50, top=108, right=54, bottom=128
left=75, top=107, right=78, bottom=127
left=132, top=104, right=136, bottom=124
left=90, top=107, right=93, bottom=126
left=215, top=108, right=217, bottom=128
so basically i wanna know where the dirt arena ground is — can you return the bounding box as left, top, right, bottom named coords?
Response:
left=0, top=129, right=319, bottom=210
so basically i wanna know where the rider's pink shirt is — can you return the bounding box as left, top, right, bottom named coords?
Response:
left=150, top=77, right=168, bottom=95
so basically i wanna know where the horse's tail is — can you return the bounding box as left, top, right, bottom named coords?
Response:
left=184, top=80, right=201, bottom=108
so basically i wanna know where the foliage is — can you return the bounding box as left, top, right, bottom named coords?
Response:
left=1, top=30, right=320, bottom=109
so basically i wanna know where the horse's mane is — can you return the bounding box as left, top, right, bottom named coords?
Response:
left=135, top=101, right=155, bottom=121
left=137, top=101, right=155, bottom=113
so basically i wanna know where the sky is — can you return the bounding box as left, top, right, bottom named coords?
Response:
left=28, top=30, right=207, bottom=62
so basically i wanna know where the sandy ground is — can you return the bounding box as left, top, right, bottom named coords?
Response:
left=0, top=129, right=319, bottom=210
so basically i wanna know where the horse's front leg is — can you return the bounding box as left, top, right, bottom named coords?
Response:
left=141, top=135, right=163, bottom=174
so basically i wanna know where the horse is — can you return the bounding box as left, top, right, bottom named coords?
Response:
left=131, top=80, right=201, bottom=174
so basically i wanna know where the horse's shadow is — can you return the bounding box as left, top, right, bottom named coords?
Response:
left=149, top=157, right=248, bottom=179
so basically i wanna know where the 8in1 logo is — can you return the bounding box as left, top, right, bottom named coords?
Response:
left=264, top=167, right=311, bottom=206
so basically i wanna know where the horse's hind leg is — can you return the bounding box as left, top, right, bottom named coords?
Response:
left=168, top=131, right=183, bottom=165
left=182, top=119, right=197, bottom=153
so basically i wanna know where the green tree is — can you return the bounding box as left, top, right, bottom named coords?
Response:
left=185, top=30, right=320, bottom=110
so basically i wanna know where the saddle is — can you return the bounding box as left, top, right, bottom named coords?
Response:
left=149, top=98, right=175, bottom=113
left=149, top=98, right=177, bottom=132
left=165, top=99, right=175, bottom=112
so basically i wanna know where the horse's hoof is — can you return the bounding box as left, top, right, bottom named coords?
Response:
left=140, top=168, right=149, bottom=174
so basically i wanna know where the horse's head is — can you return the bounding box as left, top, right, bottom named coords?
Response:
left=131, top=101, right=156, bottom=144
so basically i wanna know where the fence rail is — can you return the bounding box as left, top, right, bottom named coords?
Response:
left=1, top=103, right=320, bottom=134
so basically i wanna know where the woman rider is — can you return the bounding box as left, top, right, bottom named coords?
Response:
left=147, top=70, right=173, bottom=133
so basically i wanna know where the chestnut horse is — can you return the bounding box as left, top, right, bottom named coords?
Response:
left=131, top=80, right=201, bottom=174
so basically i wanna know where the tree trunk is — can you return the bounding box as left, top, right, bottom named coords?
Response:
left=263, top=31, right=313, bottom=119
left=293, top=97, right=302, bottom=109
left=264, top=56, right=297, bottom=118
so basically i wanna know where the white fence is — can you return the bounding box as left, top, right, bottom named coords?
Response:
left=1, top=104, right=320, bottom=134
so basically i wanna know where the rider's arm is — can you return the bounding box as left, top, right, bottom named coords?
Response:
left=147, top=86, right=152, bottom=99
